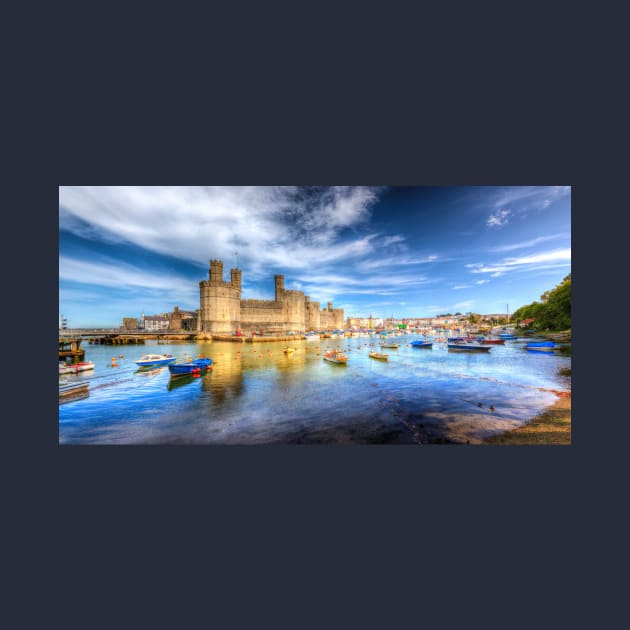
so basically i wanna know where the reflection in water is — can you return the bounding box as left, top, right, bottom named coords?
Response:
left=59, top=337, right=571, bottom=445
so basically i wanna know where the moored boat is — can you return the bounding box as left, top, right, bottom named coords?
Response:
left=379, top=341, right=400, bottom=349
left=447, top=341, right=492, bottom=352
left=499, top=334, right=517, bottom=340
left=191, top=357, right=213, bottom=369
left=59, top=361, right=95, bottom=375
left=480, top=337, right=505, bottom=345
left=283, top=347, right=295, bottom=354
left=168, top=362, right=202, bottom=376
left=410, top=340, right=432, bottom=348
left=323, top=350, right=348, bottom=364
left=135, top=353, right=176, bottom=367
left=369, top=351, right=389, bottom=360
left=525, top=342, right=556, bottom=352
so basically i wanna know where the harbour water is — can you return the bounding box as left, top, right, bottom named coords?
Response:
left=58, top=335, right=571, bottom=444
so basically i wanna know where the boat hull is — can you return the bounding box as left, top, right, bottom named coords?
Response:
left=369, top=353, right=388, bottom=360
left=59, top=361, right=95, bottom=375
left=410, top=342, right=432, bottom=348
left=169, top=363, right=202, bottom=375
left=135, top=355, right=176, bottom=367
left=447, top=343, right=491, bottom=352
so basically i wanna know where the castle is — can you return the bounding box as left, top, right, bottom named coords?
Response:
left=199, top=259, right=344, bottom=334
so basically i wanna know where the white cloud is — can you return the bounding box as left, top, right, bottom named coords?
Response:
left=487, top=209, right=511, bottom=228
left=490, top=232, right=570, bottom=253
left=59, top=186, right=383, bottom=275
left=466, top=248, right=571, bottom=278
left=59, top=256, right=199, bottom=302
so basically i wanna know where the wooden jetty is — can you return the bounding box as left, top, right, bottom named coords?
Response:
left=59, top=337, right=85, bottom=360
left=59, top=382, right=89, bottom=403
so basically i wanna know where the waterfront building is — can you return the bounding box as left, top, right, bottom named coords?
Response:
left=199, top=259, right=344, bottom=334
left=142, top=314, right=170, bottom=331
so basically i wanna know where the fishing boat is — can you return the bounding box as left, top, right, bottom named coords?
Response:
left=369, top=351, right=389, bottom=360
left=379, top=341, right=400, bottom=349
left=323, top=350, right=348, bottom=364
left=410, top=340, right=432, bottom=348
left=135, top=353, right=176, bottom=367
left=168, top=362, right=202, bottom=376
left=59, top=361, right=95, bottom=375
left=447, top=341, right=492, bottom=352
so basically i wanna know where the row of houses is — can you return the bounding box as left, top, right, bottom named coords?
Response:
left=121, top=306, right=198, bottom=332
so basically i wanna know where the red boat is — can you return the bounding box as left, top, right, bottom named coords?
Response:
left=480, top=338, right=505, bottom=345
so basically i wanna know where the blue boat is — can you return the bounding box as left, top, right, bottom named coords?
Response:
left=411, top=341, right=433, bottom=348
left=135, top=353, right=176, bottom=367
left=168, top=357, right=214, bottom=376
left=169, top=362, right=202, bottom=376
left=499, top=334, right=517, bottom=340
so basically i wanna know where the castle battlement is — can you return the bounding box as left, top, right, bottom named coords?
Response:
left=240, top=299, right=283, bottom=309
left=199, top=259, right=343, bottom=334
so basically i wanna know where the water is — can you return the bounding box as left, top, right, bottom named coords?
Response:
left=58, top=336, right=571, bottom=444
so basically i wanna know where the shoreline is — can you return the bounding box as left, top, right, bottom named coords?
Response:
left=484, top=391, right=571, bottom=445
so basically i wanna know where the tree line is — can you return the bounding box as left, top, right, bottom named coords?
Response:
left=512, top=274, right=571, bottom=331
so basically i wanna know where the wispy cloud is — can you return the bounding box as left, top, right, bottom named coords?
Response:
left=466, top=248, right=571, bottom=278
left=487, top=209, right=511, bottom=228
left=490, top=232, right=570, bottom=252
left=59, top=186, right=384, bottom=275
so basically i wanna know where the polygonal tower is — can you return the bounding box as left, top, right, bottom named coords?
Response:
left=199, top=259, right=241, bottom=333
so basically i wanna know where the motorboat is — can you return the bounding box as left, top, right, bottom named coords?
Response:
left=410, top=341, right=432, bottom=348
left=447, top=341, right=492, bottom=352
left=135, top=353, right=176, bottom=367
left=59, top=361, right=95, bottom=375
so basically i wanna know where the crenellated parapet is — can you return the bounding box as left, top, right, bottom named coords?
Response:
left=200, top=259, right=339, bottom=334
left=241, top=298, right=283, bottom=309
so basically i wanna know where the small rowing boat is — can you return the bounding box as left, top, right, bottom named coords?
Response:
left=379, top=342, right=400, bottom=349
left=323, top=350, right=348, bottom=364
left=283, top=347, right=295, bottom=354
left=369, top=351, right=389, bottom=360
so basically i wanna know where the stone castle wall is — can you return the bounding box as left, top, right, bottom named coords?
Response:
left=199, top=259, right=343, bottom=333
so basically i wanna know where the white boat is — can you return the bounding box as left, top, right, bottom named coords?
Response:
left=135, top=353, right=176, bottom=367
left=59, top=361, right=95, bottom=375
left=369, top=351, right=389, bottom=361
left=305, top=333, right=320, bottom=341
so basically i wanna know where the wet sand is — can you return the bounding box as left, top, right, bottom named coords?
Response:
left=484, top=392, right=571, bottom=445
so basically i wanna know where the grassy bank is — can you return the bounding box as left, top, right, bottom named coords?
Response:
left=484, top=393, right=571, bottom=445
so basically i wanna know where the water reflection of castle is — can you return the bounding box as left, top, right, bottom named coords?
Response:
left=199, top=259, right=344, bottom=334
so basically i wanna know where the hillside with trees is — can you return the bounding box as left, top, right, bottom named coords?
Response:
left=512, top=274, right=571, bottom=331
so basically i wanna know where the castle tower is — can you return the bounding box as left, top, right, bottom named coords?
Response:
left=230, top=268, right=242, bottom=290
left=199, top=259, right=241, bottom=334
left=209, top=259, right=224, bottom=282
left=275, top=275, right=285, bottom=302
left=328, top=302, right=333, bottom=312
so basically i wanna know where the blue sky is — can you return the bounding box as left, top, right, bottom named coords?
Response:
left=59, top=186, right=571, bottom=327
